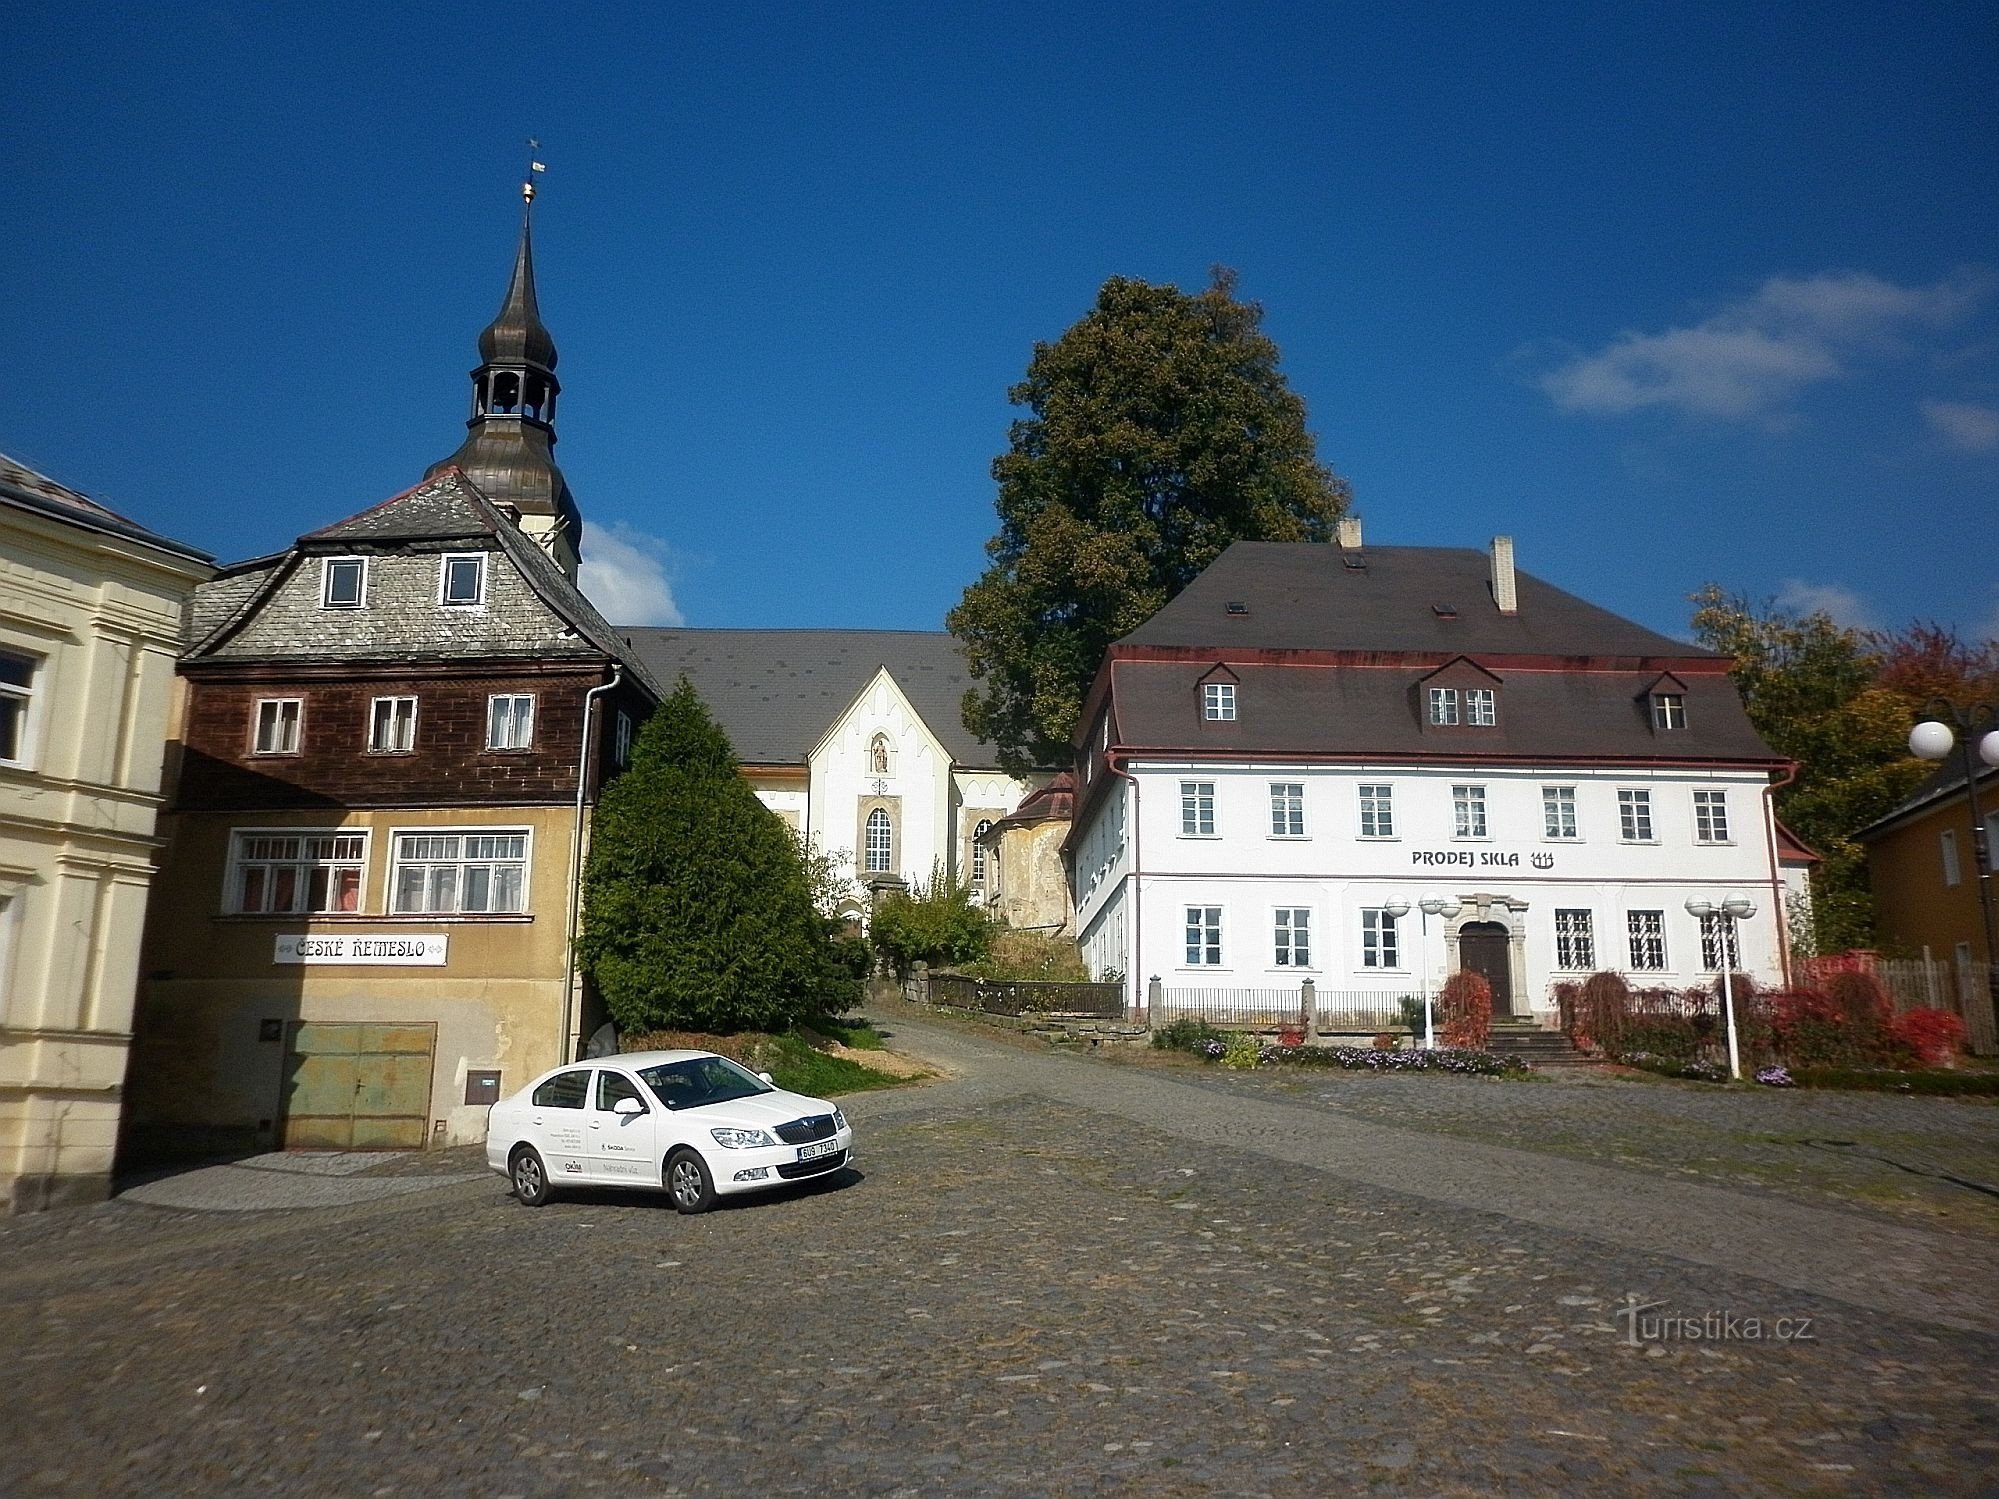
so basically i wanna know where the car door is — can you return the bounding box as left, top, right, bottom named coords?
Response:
left=586, top=1067, right=659, bottom=1185
left=528, top=1067, right=593, bottom=1182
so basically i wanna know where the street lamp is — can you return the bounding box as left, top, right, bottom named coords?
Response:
left=1380, top=899, right=1413, bottom=1043
left=1685, top=893, right=1755, bottom=1080
left=1909, top=701, right=1999, bottom=995
left=1416, top=896, right=1460, bottom=1049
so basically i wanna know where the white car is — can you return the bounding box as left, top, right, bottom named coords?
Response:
left=486, top=1050, right=855, bottom=1213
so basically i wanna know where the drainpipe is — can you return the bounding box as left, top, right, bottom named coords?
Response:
left=1761, top=762, right=1798, bottom=987
left=563, top=667, right=622, bottom=1062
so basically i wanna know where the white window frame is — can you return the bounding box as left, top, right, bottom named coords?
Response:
left=1652, top=693, right=1687, bottom=730
left=1184, top=905, right=1224, bottom=967
left=1542, top=785, right=1578, bottom=840
left=864, top=807, right=894, bottom=873
left=0, top=650, right=40, bottom=769
left=971, top=819, right=994, bottom=883
left=1618, top=788, right=1655, bottom=843
left=388, top=827, right=532, bottom=915
left=1272, top=907, right=1313, bottom=969
left=487, top=693, right=536, bottom=751
left=1360, top=907, right=1403, bottom=969
left=1941, top=828, right=1962, bottom=887
left=1357, top=783, right=1395, bottom=839
left=614, top=710, right=633, bottom=767
left=225, top=829, right=369, bottom=915
left=438, top=552, right=488, bottom=607
left=1452, top=784, right=1488, bottom=840
left=1427, top=687, right=1459, bottom=726
left=1627, top=909, right=1666, bottom=971
left=1203, top=683, right=1237, bottom=721
left=1692, top=789, right=1730, bottom=844
left=1466, top=687, right=1497, bottom=726
left=1268, top=782, right=1305, bottom=838
left=368, top=695, right=417, bottom=754
left=1554, top=908, right=1595, bottom=970
left=1180, top=780, right=1217, bottom=837
left=321, top=556, right=368, bottom=609
left=252, top=697, right=303, bottom=755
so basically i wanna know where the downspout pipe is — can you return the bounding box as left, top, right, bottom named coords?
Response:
left=1103, top=750, right=1142, bottom=1022
left=563, top=666, right=622, bottom=1062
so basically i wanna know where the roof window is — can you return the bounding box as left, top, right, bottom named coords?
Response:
left=1225, top=601, right=1249, bottom=616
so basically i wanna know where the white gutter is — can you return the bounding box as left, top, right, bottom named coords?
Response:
left=562, top=667, right=622, bottom=1062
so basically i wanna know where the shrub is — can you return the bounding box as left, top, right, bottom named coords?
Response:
left=1572, top=971, right=1632, bottom=1054
left=1439, top=970, right=1493, bottom=1051
left=1260, top=1045, right=1527, bottom=1077
left=1767, top=988, right=1854, bottom=1066
left=869, top=867, right=994, bottom=977
left=1397, top=993, right=1432, bottom=1039
left=1152, top=1016, right=1226, bottom=1053
left=1220, top=1031, right=1263, bottom=1070
left=963, top=928, right=1089, bottom=982
left=1620, top=1051, right=1728, bottom=1083
left=1617, top=1016, right=1702, bottom=1062
left=1788, top=1067, right=1999, bottom=1096
left=1890, top=1008, right=1969, bottom=1066
left=1372, top=1031, right=1400, bottom=1051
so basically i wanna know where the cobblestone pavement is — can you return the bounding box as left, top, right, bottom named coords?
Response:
left=116, top=1151, right=490, bottom=1212
left=2, top=1011, right=1995, bottom=1496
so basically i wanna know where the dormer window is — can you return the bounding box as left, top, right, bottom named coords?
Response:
left=322, top=557, right=366, bottom=609
left=1428, top=687, right=1460, bottom=726
left=440, top=554, right=487, bottom=607
left=1203, top=683, right=1236, bottom=721
left=1652, top=693, right=1687, bottom=730
left=1466, top=687, right=1497, bottom=726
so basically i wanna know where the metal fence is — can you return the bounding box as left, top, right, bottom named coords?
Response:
left=1152, top=983, right=1409, bottom=1034
left=927, top=972, right=1127, bottom=1020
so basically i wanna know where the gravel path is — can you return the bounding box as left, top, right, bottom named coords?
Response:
left=0, top=1006, right=1993, bottom=1496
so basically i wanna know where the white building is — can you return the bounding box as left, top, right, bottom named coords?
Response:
left=1070, top=529, right=1795, bottom=1024
left=624, top=630, right=1042, bottom=911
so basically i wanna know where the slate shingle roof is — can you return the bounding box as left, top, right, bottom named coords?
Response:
left=1857, top=756, right=1999, bottom=840
left=621, top=629, right=1002, bottom=768
left=189, top=470, right=661, bottom=696
left=0, top=450, right=211, bottom=565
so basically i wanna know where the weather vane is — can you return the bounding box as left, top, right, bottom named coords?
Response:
left=523, top=138, right=546, bottom=205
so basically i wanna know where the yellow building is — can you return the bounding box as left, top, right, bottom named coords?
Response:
left=0, top=453, right=211, bottom=1212
left=1861, top=758, right=1999, bottom=977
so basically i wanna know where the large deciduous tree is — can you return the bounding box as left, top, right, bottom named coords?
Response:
left=578, top=680, right=860, bottom=1034
left=950, top=269, right=1351, bottom=773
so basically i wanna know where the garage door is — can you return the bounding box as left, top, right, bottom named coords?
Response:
left=282, top=1022, right=437, bottom=1149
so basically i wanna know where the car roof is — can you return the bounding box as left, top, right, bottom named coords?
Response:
left=597, top=1049, right=722, bottom=1067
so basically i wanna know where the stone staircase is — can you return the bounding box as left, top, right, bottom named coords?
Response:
left=1485, top=1020, right=1590, bottom=1069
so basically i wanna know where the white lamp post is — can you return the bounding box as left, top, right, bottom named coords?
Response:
left=1909, top=704, right=1999, bottom=993
left=1380, top=899, right=1413, bottom=1046
left=1416, top=896, right=1461, bottom=1049
left=1685, top=893, right=1755, bottom=1080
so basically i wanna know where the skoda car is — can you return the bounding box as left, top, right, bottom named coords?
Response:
left=486, top=1050, right=855, bottom=1213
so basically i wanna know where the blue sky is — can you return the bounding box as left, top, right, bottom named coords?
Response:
left=8, top=3, right=1996, bottom=644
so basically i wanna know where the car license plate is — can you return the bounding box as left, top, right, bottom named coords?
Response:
left=797, top=1139, right=840, bottom=1162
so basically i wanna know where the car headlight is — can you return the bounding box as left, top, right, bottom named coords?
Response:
left=832, top=1107, right=849, bottom=1132
left=709, top=1126, right=776, bottom=1149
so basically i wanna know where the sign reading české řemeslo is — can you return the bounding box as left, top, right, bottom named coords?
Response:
left=274, top=933, right=449, bottom=966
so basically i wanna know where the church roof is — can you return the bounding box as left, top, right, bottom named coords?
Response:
left=621, top=628, right=1005, bottom=768
left=479, top=214, right=557, bottom=371
left=0, top=450, right=211, bottom=566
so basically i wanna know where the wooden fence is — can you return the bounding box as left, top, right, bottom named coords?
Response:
left=1796, top=954, right=1998, bottom=1055
left=926, top=972, right=1127, bottom=1020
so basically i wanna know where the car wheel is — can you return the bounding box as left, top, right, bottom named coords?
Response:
left=665, top=1148, right=715, bottom=1214
left=510, top=1145, right=552, bottom=1207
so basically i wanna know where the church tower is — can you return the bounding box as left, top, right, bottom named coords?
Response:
left=427, top=175, right=583, bottom=580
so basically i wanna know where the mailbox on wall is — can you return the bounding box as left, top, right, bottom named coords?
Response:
left=465, top=1070, right=501, bottom=1105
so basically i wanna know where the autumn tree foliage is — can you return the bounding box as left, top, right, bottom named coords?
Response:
left=950, top=269, right=1351, bottom=773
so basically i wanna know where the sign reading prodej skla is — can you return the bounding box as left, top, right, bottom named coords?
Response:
left=274, top=933, right=449, bottom=966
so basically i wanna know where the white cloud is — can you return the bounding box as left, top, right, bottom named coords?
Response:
left=1536, top=269, right=1992, bottom=420
left=579, top=521, right=684, bottom=626
left=1774, top=578, right=1877, bottom=631
left=1922, top=398, right=1999, bottom=452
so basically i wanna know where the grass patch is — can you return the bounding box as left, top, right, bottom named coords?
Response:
left=622, top=1026, right=913, bottom=1097
left=1788, top=1067, right=1999, bottom=1097
left=804, top=1015, right=885, bottom=1050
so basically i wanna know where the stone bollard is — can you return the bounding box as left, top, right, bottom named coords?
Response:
left=1147, top=975, right=1164, bottom=1034
left=1301, top=977, right=1318, bottom=1043
left=911, top=960, right=929, bottom=1005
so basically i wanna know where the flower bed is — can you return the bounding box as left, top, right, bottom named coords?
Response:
left=1785, top=1067, right=1999, bottom=1097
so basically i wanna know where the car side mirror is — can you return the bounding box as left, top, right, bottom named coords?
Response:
left=757, top=1072, right=775, bottom=1086
left=613, top=1095, right=645, bottom=1116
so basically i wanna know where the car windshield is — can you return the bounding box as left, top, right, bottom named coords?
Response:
left=636, top=1055, right=773, bottom=1111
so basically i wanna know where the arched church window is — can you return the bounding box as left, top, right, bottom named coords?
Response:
left=869, top=734, right=892, bottom=775
left=492, top=372, right=521, bottom=413
left=971, top=819, right=993, bottom=883
left=524, top=376, right=548, bottom=421
left=864, top=808, right=893, bottom=873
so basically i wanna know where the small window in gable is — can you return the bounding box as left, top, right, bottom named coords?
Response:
left=1652, top=692, right=1687, bottom=730
left=323, top=557, right=366, bottom=609
left=440, top=554, right=486, bottom=607
left=1466, top=687, right=1497, bottom=726
left=1427, top=687, right=1459, bottom=726
left=1203, top=683, right=1236, bottom=721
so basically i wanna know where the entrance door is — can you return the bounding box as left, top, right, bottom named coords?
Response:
left=282, top=1022, right=437, bottom=1149
left=1457, top=923, right=1514, bottom=1018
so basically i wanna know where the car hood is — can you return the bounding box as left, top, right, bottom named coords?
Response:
left=682, top=1089, right=834, bottom=1128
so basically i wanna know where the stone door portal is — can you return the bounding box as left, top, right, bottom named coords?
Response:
left=1457, top=922, right=1513, bottom=1017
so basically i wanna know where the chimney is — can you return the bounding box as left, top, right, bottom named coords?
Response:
left=1490, top=535, right=1518, bottom=615
left=1336, top=514, right=1363, bottom=549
